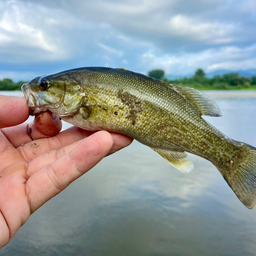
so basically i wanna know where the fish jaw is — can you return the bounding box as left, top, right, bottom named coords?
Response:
left=22, top=77, right=85, bottom=117
left=22, top=83, right=49, bottom=115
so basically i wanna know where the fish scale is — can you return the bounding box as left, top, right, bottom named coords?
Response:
left=22, top=67, right=256, bottom=209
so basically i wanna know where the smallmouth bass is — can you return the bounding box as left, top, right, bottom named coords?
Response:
left=22, top=67, right=256, bottom=209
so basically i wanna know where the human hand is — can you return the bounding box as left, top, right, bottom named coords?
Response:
left=0, top=95, right=133, bottom=248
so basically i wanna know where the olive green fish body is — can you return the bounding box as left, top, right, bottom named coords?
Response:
left=22, top=67, right=256, bottom=209
left=61, top=68, right=235, bottom=165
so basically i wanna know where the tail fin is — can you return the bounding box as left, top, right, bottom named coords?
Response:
left=218, top=143, right=256, bottom=209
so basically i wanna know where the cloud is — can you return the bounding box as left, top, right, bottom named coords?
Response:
left=0, top=1, right=82, bottom=64
left=98, top=43, right=124, bottom=57
left=141, top=44, right=256, bottom=75
left=168, top=15, right=235, bottom=44
left=0, top=0, right=255, bottom=81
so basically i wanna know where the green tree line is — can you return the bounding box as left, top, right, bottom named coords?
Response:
left=0, top=78, right=26, bottom=91
left=148, top=68, right=256, bottom=90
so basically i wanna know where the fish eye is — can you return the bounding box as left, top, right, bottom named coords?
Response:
left=39, top=80, right=49, bottom=91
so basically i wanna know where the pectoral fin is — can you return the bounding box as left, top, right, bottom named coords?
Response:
left=151, top=147, right=194, bottom=173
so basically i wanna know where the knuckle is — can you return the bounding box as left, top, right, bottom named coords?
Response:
left=46, top=165, right=66, bottom=192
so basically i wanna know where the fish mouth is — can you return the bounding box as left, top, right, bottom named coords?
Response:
left=21, top=83, right=48, bottom=115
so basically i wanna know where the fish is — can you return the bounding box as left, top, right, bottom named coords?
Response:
left=22, top=67, right=256, bottom=209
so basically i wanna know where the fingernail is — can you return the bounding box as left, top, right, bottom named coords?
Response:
left=52, top=113, right=58, bottom=120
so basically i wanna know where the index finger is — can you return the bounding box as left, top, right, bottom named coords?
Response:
left=0, top=95, right=29, bottom=128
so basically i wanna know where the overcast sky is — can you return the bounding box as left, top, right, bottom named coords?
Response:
left=0, top=0, right=256, bottom=81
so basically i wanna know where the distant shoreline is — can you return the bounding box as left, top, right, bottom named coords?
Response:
left=204, top=91, right=256, bottom=97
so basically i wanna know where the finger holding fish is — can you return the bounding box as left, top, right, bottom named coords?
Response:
left=23, top=130, right=133, bottom=177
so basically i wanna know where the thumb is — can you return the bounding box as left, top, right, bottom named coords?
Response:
left=28, top=111, right=62, bottom=139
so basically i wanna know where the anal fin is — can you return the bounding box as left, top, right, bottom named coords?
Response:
left=152, top=147, right=194, bottom=173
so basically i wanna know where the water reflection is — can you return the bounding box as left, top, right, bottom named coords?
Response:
left=1, top=91, right=256, bottom=256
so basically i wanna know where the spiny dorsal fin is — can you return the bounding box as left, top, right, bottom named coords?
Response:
left=116, top=68, right=133, bottom=72
left=151, top=147, right=194, bottom=173
left=167, top=83, right=222, bottom=117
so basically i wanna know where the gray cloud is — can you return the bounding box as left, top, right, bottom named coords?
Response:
left=0, top=0, right=255, bottom=80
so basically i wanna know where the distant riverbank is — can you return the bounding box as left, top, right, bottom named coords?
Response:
left=204, top=90, right=256, bottom=97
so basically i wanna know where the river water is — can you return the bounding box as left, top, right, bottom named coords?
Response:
left=1, top=91, right=256, bottom=256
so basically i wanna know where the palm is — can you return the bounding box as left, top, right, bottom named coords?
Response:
left=0, top=96, right=132, bottom=248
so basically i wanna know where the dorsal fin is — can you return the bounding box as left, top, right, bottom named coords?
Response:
left=165, top=82, right=222, bottom=117
left=116, top=68, right=133, bottom=72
